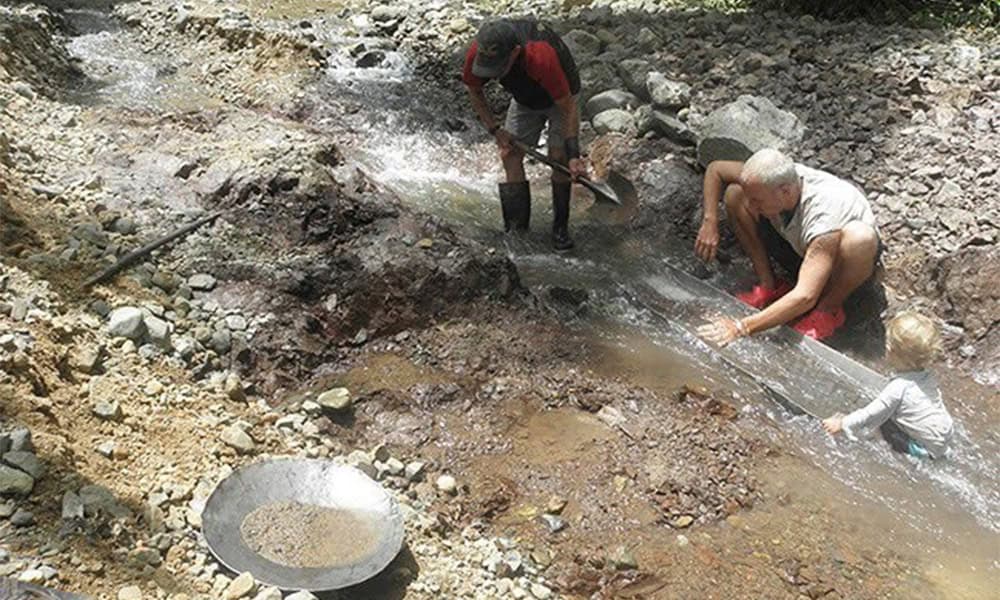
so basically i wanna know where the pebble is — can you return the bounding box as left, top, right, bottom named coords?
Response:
left=539, top=513, right=566, bottom=533
left=92, top=400, right=123, bottom=421
left=224, top=571, right=256, bottom=598
left=225, top=373, right=247, bottom=402
left=252, top=587, right=283, bottom=600
left=316, top=387, right=352, bottom=411
left=188, top=273, right=217, bottom=291
left=610, top=546, right=638, bottom=570
left=118, top=585, right=143, bottom=600
left=220, top=425, right=255, bottom=454
left=108, top=306, right=146, bottom=340
left=436, top=474, right=458, bottom=495
left=11, top=509, right=35, bottom=527
left=530, top=583, right=553, bottom=599
left=405, top=461, right=426, bottom=482
left=63, top=490, right=85, bottom=520
left=285, top=592, right=318, bottom=600
left=673, top=515, right=695, bottom=528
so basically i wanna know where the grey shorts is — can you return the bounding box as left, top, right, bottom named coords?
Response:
left=504, top=96, right=578, bottom=154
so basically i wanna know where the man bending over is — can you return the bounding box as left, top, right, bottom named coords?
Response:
left=697, top=148, right=881, bottom=345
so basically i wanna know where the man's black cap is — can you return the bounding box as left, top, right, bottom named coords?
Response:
left=472, top=19, right=519, bottom=79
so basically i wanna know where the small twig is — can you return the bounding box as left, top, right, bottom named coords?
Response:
left=82, top=211, right=222, bottom=289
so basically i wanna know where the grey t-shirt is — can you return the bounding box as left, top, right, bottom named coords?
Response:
left=842, top=370, right=954, bottom=459
left=768, top=164, right=877, bottom=256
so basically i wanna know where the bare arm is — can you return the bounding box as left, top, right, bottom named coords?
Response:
left=741, top=231, right=840, bottom=334
left=466, top=85, right=498, bottom=133
left=696, top=161, right=744, bottom=261
left=555, top=94, right=579, bottom=141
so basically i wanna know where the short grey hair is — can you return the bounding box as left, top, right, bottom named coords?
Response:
left=740, top=148, right=798, bottom=187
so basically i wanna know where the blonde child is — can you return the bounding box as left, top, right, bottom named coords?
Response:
left=823, top=312, right=954, bottom=459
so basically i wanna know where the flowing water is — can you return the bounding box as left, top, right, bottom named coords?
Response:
left=62, top=6, right=999, bottom=595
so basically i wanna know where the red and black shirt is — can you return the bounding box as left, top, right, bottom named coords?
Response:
left=462, top=20, right=581, bottom=111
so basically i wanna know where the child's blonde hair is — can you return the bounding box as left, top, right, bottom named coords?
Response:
left=886, top=311, right=940, bottom=370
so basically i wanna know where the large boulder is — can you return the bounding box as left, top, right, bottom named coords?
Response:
left=696, top=95, right=805, bottom=166
left=584, top=89, right=640, bottom=119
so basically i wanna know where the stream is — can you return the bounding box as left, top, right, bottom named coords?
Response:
left=62, top=6, right=999, bottom=596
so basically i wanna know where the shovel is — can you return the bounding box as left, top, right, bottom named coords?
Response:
left=511, top=139, right=628, bottom=206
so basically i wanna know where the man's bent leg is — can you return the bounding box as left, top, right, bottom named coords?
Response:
left=724, top=183, right=777, bottom=289
left=816, top=221, right=878, bottom=312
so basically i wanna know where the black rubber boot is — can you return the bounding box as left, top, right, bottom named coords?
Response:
left=551, top=180, right=574, bottom=252
left=498, top=181, right=531, bottom=232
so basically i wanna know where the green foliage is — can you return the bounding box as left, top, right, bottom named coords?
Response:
left=746, top=0, right=1000, bottom=27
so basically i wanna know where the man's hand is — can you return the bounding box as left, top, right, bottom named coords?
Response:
left=822, top=414, right=844, bottom=435
left=695, top=219, right=720, bottom=262
left=494, top=128, right=515, bottom=158
left=568, top=157, right=588, bottom=180
left=697, top=315, right=746, bottom=347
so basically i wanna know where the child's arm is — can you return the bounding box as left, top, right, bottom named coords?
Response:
left=823, top=379, right=906, bottom=438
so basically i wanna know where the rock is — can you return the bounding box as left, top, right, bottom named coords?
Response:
left=646, top=72, right=691, bottom=110
left=617, top=58, right=654, bottom=99
left=672, top=515, right=695, bottom=528
left=316, top=387, right=352, bottom=411
left=225, top=373, right=247, bottom=402
left=0, top=465, right=33, bottom=496
left=696, top=95, right=804, bottom=166
left=6, top=427, right=33, bottom=453
left=355, top=50, right=385, bottom=68
left=384, top=457, right=405, bottom=476
left=347, top=450, right=376, bottom=479
left=592, top=109, right=636, bottom=135
left=949, top=44, right=981, bottom=72
left=118, top=585, right=143, bottom=600
left=92, top=400, right=123, bottom=421
left=11, top=299, right=27, bottom=321
left=609, top=545, right=638, bottom=570
left=578, top=61, right=622, bottom=103
left=144, top=314, right=172, bottom=350
left=371, top=6, right=405, bottom=22
left=18, top=569, right=46, bottom=583
left=151, top=270, right=179, bottom=293
left=11, top=508, right=34, bottom=526
left=252, top=588, right=283, bottom=600
left=0, top=502, right=14, bottom=517
left=3, top=451, right=44, bottom=480
left=530, top=583, right=553, bottom=599
left=436, top=474, right=458, bottom=495
left=69, top=345, right=104, bottom=374
left=108, top=307, right=146, bottom=340
left=637, top=107, right=697, bottom=145
left=111, top=216, right=137, bottom=235
left=225, top=572, right=256, bottom=599
left=96, top=440, right=117, bottom=458
left=584, top=89, right=640, bottom=119
left=62, top=490, right=85, bottom=520
left=562, top=29, right=602, bottom=59
left=545, top=496, right=568, bottom=515
left=80, top=485, right=132, bottom=518
left=221, top=426, right=255, bottom=454
left=285, top=592, right=318, bottom=600
left=210, top=329, right=232, bottom=355
left=539, top=513, right=566, bottom=533
left=224, top=314, right=247, bottom=331
left=405, top=461, right=426, bottom=482
left=12, top=81, right=35, bottom=99
left=187, top=273, right=217, bottom=291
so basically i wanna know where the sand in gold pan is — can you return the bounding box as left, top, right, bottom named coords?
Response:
left=240, top=501, right=379, bottom=569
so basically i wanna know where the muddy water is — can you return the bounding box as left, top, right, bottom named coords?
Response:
left=60, top=5, right=999, bottom=597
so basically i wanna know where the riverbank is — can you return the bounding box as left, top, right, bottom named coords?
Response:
left=1, top=1, right=997, bottom=598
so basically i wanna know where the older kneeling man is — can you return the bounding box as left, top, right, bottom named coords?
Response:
left=697, top=148, right=880, bottom=345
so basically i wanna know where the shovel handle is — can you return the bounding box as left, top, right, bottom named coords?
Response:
left=509, top=138, right=617, bottom=203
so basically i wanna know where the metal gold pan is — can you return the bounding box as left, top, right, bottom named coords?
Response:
left=202, top=459, right=405, bottom=592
